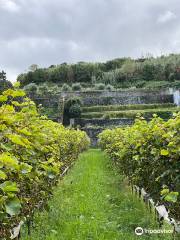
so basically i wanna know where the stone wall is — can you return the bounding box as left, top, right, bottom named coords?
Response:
left=58, top=89, right=174, bottom=106
left=28, top=89, right=176, bottom=146
left=82, top=95, right=173, bottom=106
left=75, top=118, right=134, bottom=127
left=82, top=127, right=103, bottom=147
left=30, top=89, right=174, bottom=108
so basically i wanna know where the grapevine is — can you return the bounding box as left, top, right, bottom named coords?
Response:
left=99, top=114, right=180, bottom=220
left=0, top=86, right=90, bottom=238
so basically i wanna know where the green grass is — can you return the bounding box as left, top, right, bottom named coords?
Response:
left=21, top=149, right=173, bottom=240
left=82, top=103, right=176, bottom=113
left=81, top=107, right=179, bottom=119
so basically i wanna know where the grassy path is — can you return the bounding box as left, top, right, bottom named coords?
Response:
left=22, top=149, right=172, bottom=240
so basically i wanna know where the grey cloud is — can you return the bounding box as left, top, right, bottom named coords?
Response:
left=0, top=0, right=180, bottom=81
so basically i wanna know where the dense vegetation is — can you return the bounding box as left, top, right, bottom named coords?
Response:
left=17, top=54, right=180, bottom=89
left=0, top=71, right=13, bottom=94
left=0, top=86, right=90, bottom=239
left=99, top=114, right=180, bottom=220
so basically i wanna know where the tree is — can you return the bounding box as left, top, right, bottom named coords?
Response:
left=67, top=66, right=74, bottom=83
left=0, top=70, right=13, bottom=93
left=29, top=64, right=39, bottom=72
left=63, top=97, right=82, bottom=125
left=69, top=104, right=81, bottom=118
left=0, top=70, right=6, bottom=81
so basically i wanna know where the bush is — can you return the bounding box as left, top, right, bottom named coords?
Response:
left=51, top=85, right=60, bottom=93
left=99, top=114, right=180, bottom=219
left=102, top=113, right=110, bottom=119
left=0, top=88, right=90, bottom=238
left=69, top=103, right=81, bottom=118
left=169, top=73, right=175, bottom=82
left=135, top=81, right=146, bottom=88
left=24, top=83, right=38, bottom=93
left=38, top=84, right=48, bottom=94
left=105, top=84, right=114, bottom=91
left=72, top=83, right=82, bottom=91
left=64, top=97, right=82, bottom=124
left=0, top=80, right=13, bottom=93
left=62, top=83, right=72, bottom=92
left=84, top=87, right=93, bottom=91
left=94, top=83, right=105, bottom=90
left=65, top=97, right=82, bottom=110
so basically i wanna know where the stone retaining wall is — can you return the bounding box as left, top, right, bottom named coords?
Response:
left=30, top=89, right=174, bottom=107
left=75, top=118, right=134, bottom=127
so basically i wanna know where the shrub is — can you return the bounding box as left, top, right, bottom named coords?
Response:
left=64, top=97, right=82, bottom=124
left=62, top=83, right=72, bottom=92
left=105, top=84, right=114, bottom=91
left=51, top=85, right=60, bottom=93
left=0, top=88, right=90, bottom=238
left=69, top=103, right=81, bottom=118
left=102, top=113, right=110, bottom=119
left=169, top=73, right=175, bottom=82
left=94, top=83, right=105, bottom=90
left=72, top=83, right=82, bottom=91
left=38, top=84, right=48, bottom=94
left=135, top=81, right=146, bottom=88
left=84, top=88, right=93, bottom=91
left=65, top=97, right=82, bottom=110
left=99, top=114, right=180, bottom=219
left=24, top=83, right=38, bottom=93
left=0, top=80, right=13, bottom=93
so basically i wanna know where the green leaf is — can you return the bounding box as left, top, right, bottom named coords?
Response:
left=0, top=181, right=19, bottom=193
left=18, top=128, right=32, bottom=136
left=164, top=192, right=179, bottom=203
left=0, top=124, right=7, bottom=131
left=0, top=143, right=13, bottom=151
left=13, top=82, right=20, bottom=88
left=47, top=172, right=56, bottom=179
left=0, top=211, right=6, bottom=221
left=160, top=149, right=169, bottom=156
left=0, top=170, right=7, bottom=180
left=20, top=163, right=32, bottom=174
left=5, top=197, right=21, bottom=216
left=6, top=134, right=31, bottom=148
left=160, top=188, right=169, bottom=196
left=11, top=90, right=25, bottom=97
left=0, top=95, right=8, bottom=102
left=3, top=89, right=25, bottom=98
left=0, top=152, right=19, bottom=169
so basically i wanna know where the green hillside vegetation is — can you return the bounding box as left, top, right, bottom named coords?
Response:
left=17, top=54, right=180, bottom=89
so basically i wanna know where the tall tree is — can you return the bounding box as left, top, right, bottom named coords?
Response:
left=29, top=64, right=39, bottom=72
left=0, top=70, right=13, bottom=93
left=0, top=70, right=7, bottom=81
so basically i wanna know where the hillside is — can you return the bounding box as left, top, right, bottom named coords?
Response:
left=17, top=53, right=180, bottom=90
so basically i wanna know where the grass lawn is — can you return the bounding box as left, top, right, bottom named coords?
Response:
left=21, top=149, right=173, bottom=240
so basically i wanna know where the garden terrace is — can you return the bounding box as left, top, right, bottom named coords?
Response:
left=27, top=89, right=179, bottom=146
left=81, top=107, right=179, bottom=119
left=82, top=103, right=176, bottom=113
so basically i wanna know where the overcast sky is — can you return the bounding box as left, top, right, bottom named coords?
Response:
left=0, top=0, right=180, bottom=82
